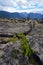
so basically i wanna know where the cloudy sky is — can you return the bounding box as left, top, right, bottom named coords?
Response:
left=0, top=0, right=43, bottom=13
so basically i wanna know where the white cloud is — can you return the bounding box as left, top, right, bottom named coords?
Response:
left=0, top=5, right=43, bottom=14
left=0, top=0, right=43, bottom=13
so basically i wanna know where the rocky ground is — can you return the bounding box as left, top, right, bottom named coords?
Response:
left=0, top=18, right=43, bottom=65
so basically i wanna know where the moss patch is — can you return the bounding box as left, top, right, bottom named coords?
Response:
left=17, top=33, right=34, bottom=57
left=8, top=37, right=18, bottom=43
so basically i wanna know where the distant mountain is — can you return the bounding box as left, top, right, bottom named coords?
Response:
left=0, top=11, right=43, bottom=19
left=27, top=13, right=43, bottom=19
left=0, top=11, right=27, bottom=18
left=0, top=11, right=11, bottom=18
left=0, top=11, right=22, bottom=18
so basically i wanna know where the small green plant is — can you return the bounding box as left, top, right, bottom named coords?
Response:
left=17, top=33, right=38, bottom=65
left=18, top=33, right=34, bottom=57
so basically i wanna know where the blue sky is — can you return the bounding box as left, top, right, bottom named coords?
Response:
left=0, top=0, right=43, bottom=13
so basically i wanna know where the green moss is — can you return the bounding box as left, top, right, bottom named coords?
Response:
left=17, top=33, right=37, bottom=65
left=18, top=33, right=34, bottom=57
left=8, top=37, right=18, bottom=43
